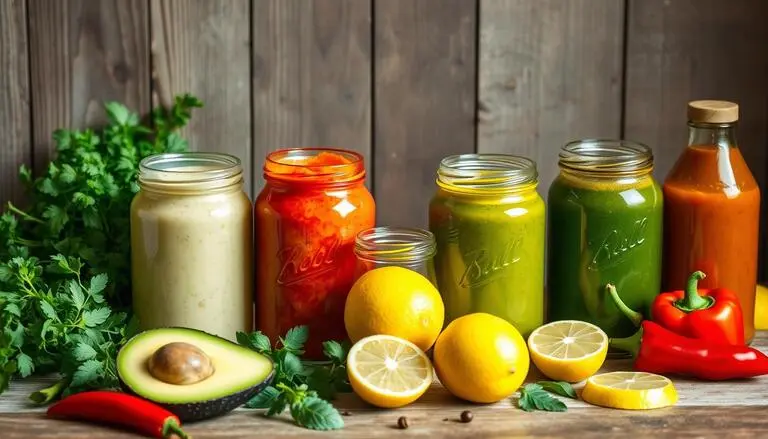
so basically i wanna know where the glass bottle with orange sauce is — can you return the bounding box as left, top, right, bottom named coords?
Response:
left=663, top=100, right=761, bottom=343
left=255, top=148, right=375, bottom=359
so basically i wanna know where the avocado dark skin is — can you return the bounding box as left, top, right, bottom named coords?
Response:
left=117, top=327, right=276, bottom=422
left=119, top=369, right=275, bottom=422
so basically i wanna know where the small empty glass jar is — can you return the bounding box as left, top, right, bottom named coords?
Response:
left=354, top=226, right=437, bottom=285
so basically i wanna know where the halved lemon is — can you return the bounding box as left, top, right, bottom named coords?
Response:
left=527, top=320, right=608, bottom=382
left=346, top=334, right=433, bottom=408
left=581, top=371, right=678, bottom=410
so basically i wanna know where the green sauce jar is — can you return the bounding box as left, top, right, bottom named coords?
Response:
left=547, top=139, right=663, bottom=341
left=428, top=154, right=545, bottom=337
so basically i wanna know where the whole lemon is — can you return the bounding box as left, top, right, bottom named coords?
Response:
left=344, top=266, right=444, bottom=352
left=433, top=313, right=529, bottom=403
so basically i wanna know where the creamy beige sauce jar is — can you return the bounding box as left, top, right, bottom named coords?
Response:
left=130, top=152, right=253, bottom=341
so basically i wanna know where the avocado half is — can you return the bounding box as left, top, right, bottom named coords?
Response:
left=117, top=327, right=274, bottom=422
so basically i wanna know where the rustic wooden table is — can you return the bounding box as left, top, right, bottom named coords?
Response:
left=2, top=333, right=768, bottom=438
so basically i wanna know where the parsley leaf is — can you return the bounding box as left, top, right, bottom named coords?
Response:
left=73, top=342, right=97, bottom=361
left=517, top=383, right=568, bottom=412
left=82, top=307, right=111, bottom=327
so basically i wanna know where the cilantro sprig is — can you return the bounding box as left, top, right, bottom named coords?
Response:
left=0, top=95, right=202, bottom=401
left=237, top=326, right=349, bottom=430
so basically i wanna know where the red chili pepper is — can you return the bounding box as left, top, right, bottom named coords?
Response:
left=608, top=284, right=768, bottom=380
left=651, top=270, right=745, bottom=345
left=47, top=391, right=189, bottom=439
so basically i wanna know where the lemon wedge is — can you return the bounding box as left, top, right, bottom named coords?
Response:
left=527, top=320, right=608, bottom=382
left=581, top=371, right=678, bottom=410
left=346, top=334, right=433, bottom=408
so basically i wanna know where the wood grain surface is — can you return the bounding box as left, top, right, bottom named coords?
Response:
left=27, top=0, right=150, bottom=173
left=477, top=0, right=625, bottom=201
left=624, top=0, right=768, bottom=184
left=150, top=0, right=253, bottom=196
left=0, top=0, right=30, bottom=206
left=373, top=0, right=477, bottom=228
left=251, top=0, right=372, bottom=194
left=3, top=332, right=768, bottom=438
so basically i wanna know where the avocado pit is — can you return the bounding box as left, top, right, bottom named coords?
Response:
left=147, top=341, right=215, bottom=385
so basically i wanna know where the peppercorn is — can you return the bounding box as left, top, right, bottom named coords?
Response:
left=460, top=410, right=473, bottom=423
left=397, top=416, right=409, bottom=429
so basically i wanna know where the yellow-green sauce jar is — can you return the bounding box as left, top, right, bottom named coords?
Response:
left=428, top=154, right=545, bottom=336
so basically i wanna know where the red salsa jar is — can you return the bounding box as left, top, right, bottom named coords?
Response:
left=255, top=148, right=375, bottom=358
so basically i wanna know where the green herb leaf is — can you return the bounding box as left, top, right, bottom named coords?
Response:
left=282, top=352, right=304, bottom=379
left=39, top=301, right=57, bottom=321
left=82, top=307, right=111, bottom=327
left=291, top=396, right=344, bottom=430
left=73, top=342, right=97, bottom=361
left=68, top=280, right=85, bottom=311
left=245, top=386, right=281, bottom=409
left=537, top=381, right=577, bottom=399
left=16, top=353, right=34, bottom=378
left=518, top=383, right=567, bottom=412
left=88, top=274, right=108, bottom=296
left=322, top=340, right=346, bottom=364
left=282, top=326, right=308, bottom=353
left=70, top=359, right=103, bottom=387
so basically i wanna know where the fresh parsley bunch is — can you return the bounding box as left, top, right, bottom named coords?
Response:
left=237, top=326, right=348, bottom=430
left=0, top=94, right=202, bottom=401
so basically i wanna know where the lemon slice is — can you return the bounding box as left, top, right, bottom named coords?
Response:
left=346, top=334, right=433, bottom=408
left=527, top=320, right=608, bottom=382
left=581, top=371, right=678, bottom=410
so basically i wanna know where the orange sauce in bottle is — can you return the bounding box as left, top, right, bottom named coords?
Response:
left=662, top=100, right=760, bottom=343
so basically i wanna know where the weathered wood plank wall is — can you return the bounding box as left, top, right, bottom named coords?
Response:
left=2, top=0, right=768, bottom=270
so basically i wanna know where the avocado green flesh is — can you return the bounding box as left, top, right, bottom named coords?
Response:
left=117, top=327, right=274, bottom=421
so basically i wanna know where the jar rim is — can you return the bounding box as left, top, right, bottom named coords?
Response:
left=355, top=226, right=436, bottom=263
left=558, top=139, right=653, bottom=176
left=264, top=147, right=365, bottom=184
left=139, top=152, right=243, bottom=186
left=437, top=153, right=538, bottom=193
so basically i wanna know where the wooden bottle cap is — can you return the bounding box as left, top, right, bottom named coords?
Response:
left=687, top=100, right=739, bottom=123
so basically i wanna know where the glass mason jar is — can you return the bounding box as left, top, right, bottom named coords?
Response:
left=255, top=148, right=375, bottom=359
left=663, top=100, right=760, bottom=344
left=130, top=152, right=253, bottom=341
left=428, top=154, right=545, bottom=337
left=353, top=226, right=437, bottom=284
left=547, top=139, right=663, bottom=340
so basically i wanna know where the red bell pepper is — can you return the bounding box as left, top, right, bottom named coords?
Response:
left=651, top=270, right=744, bottom=345
left=608, top=284, right=768, bottom=380
left=47, top=391, right=189, bottom=438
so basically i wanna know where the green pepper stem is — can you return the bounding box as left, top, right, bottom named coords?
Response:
left=606, top=283, right=643, bottom=327
left=162, top=418, right=190, bottom=439
left=28, top=377, right=69, bottom=405
left=674, top=270, right=714, bottom=312
left=609, top=326, right=643, bottom=358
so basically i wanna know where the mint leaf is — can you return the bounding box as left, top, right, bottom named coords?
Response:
left=82, top=307, right=111, bottom=327
left=282, top=326, right=308, bottom=353
left=250, top=331, right=272, bottom=353
left=538, top=381, right=577, bottom=399
left=322, top=340, right=346, bottom=364
left=73, top=342, right=97, bottom=361
left=16, top=353, right=34, bottom=378
left=245, top=386, right=281, bottom=409
left=517, top=383, right=567, bottom=412
left=71, top=360, right=103, bottom=387
left=282, top=352, right=303, bottom=379
left=291, top=396, right=344, bottom=430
